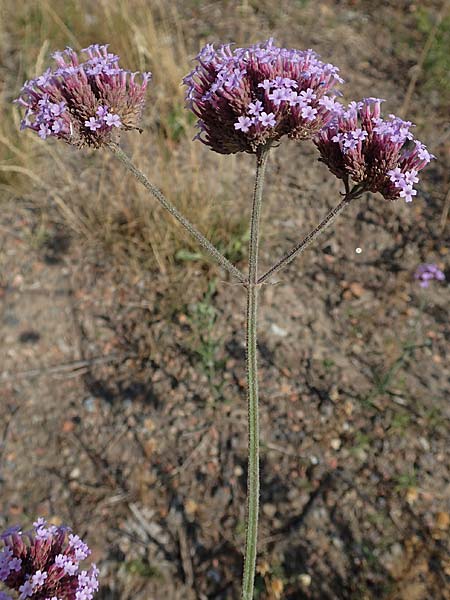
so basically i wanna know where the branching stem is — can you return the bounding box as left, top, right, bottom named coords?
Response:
left=258, top=191, right=358, bottom=285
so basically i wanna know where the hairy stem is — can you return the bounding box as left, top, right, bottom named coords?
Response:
left=242, top=145, right=270, bottom=600
left=258, top=192, right=355, bottom=285
left=108, top=142, right=246, bottom=284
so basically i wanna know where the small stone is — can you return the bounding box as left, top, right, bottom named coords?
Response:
left=344, top=400, right=354, bottom=416
left=62, top=420, right=75, bottom=433
left=280, top=383, right=292, bottom=395
left=355, top=448, right=367, bottom=461
left=390, top=542, right=403, bottom=557
left=349, top=282, right=365, bottom=297
left=262, top=503, right=277, bottom=519
left=435, top=512, right=449, bottom=530
left=330, top=438, right=341, bottom=450
left=405, top=487, right=418, bottom=505
left=83, top=396, right=96, bottom=412
left=144, top=418, right=156, bottom=432
left=270, top=577, right=284, bottom=598
left=329, top=387, right=340, bottom=402
left=70, top=467, right=80, bottom=480
left=270, top=323, right=288, bottom=337
left=234, top=465, right=243, bottom=477
left=144, top=439, right=157, bottom=458
left=299, top=573, right=311, bottom=587
left=185, top=499, right=198, bottom=516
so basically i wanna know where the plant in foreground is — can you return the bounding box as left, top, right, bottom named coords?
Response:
left=15, top=40, right=436, bottom=599
left=0, top=519, right=98, bottom=600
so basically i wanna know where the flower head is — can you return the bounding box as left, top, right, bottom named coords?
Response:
left=414, top=263, right=446, bottom=288
left=0, top=519, right=98, bottom=599
left=314, top=98, right=434, bottom=201
left=183, top=38, right=343, bottom=154
left=15, top=44, right=151, bottom=148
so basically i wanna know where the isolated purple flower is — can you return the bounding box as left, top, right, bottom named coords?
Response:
left=0, top=519, right=98, bottom=599
left=414, top=263, right=445, bottom=288
left=314, top=98, right=434, bottom=201
left=183, top=38, right=343, bottom=154
left=15, top=44, right=151, bottom=148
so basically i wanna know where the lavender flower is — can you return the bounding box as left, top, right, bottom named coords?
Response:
left=314, top=98, right=434, bottom=201
left=414, top=263, right=446, bottom=288
left=0, top=519, right=98, bottom=599
left=183, top=38, right=343, bottom=154
left=15, top=45, right=151, bottom=148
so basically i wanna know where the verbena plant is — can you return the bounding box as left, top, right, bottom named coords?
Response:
left=13, top=41, right=434, bottom=599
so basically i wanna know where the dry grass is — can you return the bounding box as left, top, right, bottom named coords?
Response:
left=0, top=0, right=253, bottom=278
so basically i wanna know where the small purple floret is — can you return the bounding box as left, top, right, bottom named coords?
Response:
left=85, top=117, right=102, bottom=132
left=18, top=580, right=33, bottom=599
left=104, top=113, right=121, bottom=128
left=234, top=116, right=253, bottom=133
left=258, top=112, right=276, bottom=128
left=414, top=263, right=446, bottom=287
left=31, top=570, right=47, bottom=589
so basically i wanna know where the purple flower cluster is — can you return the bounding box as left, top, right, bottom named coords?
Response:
left=183, top=38, right=343, bottom=154
left=414, top=263, right=445, bottom=288
left=314, top=98, right=434, bottom=201
left=15, top=44, right=151, bottom=148
left=0, top=519, right=98, bottom=600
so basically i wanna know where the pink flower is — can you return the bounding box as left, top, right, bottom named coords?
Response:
left=15, top=44, right=151, bottom=148
left=314, top=98, right=434, bottom=201
left=0, top=519, right=98, bottom=599
left=183, top=38, right=343, bottom=154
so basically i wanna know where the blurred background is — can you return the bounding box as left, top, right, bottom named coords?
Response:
left=0, top=1, right=449, bottom=598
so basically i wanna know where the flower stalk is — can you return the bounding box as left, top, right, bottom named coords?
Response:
left=242, top=145, right=270, bottom=600
left=107, top=142, right=246, bottom=284
left=258, top=188, right=359, bottom=285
